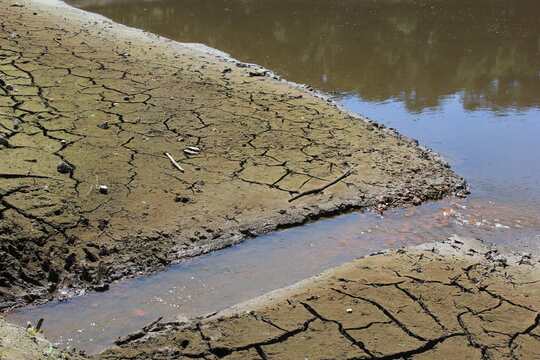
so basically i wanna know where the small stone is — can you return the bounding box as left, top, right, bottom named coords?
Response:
left=175, top=195, right=191, bottom=203
left=346, top=308, right=353, bottom=313
left=97, top=219, right=109, bottom=230
left=97, top=122, right=110, bottom=129
left=57, top=161, right=73, bottom=174
left=249, top=69, right=267, bottom=77
left=99, top=185, right=109, bottom=194
left=93, top=283, right=110, bottom=292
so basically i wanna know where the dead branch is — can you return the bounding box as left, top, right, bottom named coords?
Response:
left=164, top=152, right=184, bottom=172
left=288, top=169, right=353, bottom=203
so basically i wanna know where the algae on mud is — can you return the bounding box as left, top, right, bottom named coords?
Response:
left=0, top=0, right=465, bottom=309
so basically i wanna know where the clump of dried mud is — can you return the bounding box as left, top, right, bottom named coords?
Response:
left=0, top=0, right=466, bottom=309
left=0, top=316, right=82, bottom=360
left=96, top=237, right=540, bottom=360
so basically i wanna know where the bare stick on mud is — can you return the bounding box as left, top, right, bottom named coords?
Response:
left=164, top=152, right=184, bottom=172
left=115, top=316, right=163, bottom=346
left=288, top=169, right=354, bottom=202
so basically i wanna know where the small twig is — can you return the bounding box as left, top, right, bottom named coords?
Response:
left=164, top=152, right=184, bottom=172
left=142, top=316, right=163, bottom=332
left=115, top=316, right=163, bottom=346
left=35, top=318, right=44, bottom=332
left=288, top=169, right=353, bottom=203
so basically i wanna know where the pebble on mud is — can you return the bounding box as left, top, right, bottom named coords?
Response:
left=346, top=308, right=353, bottom=313
left=99, top=185, right=109, bottom=194
left=175, top=195, right=191, bottom=203
left=57, top=161, right=73, bottom=174
left=249, top=69, right=268, bottom=77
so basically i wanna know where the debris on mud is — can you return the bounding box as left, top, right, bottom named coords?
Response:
left=0, top=0, right=466, bottom=309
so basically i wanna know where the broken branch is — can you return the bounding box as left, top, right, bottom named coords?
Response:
left=288, top=169, right=353, bottom=203
left=164, top=152, right=184, bottom=172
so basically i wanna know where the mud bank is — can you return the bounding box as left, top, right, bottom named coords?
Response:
left=96, top=237, right=540, bottom=360
left=0, top=0, right=465, bottom=308
left=0, top=317, right=82, bottom=360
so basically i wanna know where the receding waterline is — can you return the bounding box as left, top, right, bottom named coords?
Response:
left=7, top=197, right=538, bottom=354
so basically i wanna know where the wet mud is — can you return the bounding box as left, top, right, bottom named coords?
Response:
left=94, top=237, right=540, bottom=360
left=6, top=197, right=540, bottom=355
left=0, top=0, right=466, bottom=309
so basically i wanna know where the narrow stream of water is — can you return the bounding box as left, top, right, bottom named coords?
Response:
left=6, top=0, right=540, bottom=354
left=8, top=197, right=540, bottom=353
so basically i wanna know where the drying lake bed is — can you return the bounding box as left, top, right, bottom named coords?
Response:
left=1, top=0, right=540, bottom=359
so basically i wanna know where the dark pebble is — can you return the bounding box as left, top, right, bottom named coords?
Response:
left=57, top=161, right=73, bottom=174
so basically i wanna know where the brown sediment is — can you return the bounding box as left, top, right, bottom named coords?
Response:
left=0, top=0, right=466, bottom=309
left=95, top=237, right=540, bottom=360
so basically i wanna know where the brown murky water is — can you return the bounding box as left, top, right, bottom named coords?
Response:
left=68, top=0, right=540, bottom=109
left=7, top=0, right=540, bottom=354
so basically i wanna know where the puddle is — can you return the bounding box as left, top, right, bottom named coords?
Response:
left=6, top=0, right=540, bottom=355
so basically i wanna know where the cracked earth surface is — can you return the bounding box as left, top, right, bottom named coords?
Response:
left=95, top=238, right=540, bottom=360
left=0, top=0, right=466, bottom=308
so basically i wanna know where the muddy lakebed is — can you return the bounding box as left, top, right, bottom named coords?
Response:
left=1, top=0, right=540, bottom=358
left=62, top=0, right=540, bottom=250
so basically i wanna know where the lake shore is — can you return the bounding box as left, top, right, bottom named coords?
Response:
left=0, top=0, right=465, bottom=309
left=1, top=1, right=539, bottom=359
left=96, top=236, right=540, bottom=360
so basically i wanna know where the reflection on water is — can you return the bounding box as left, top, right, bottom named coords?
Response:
left=69, top=0, right=540, bottom=112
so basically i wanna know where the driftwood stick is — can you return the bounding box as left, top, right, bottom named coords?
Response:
left=115, top=316, right=163, bottom=346
left=288, top=169, right=353, bottom=203
left=142, top=316, right=163, bottom=332
left=164, top=152, right=184, bottom=172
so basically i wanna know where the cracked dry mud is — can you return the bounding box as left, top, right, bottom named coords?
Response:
left=0, top=0, right=466, bottom=308
left=96, top=238, right=540, bottom=360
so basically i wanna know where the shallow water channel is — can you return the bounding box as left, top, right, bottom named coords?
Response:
left=7, top=0, right=540, bottom=354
